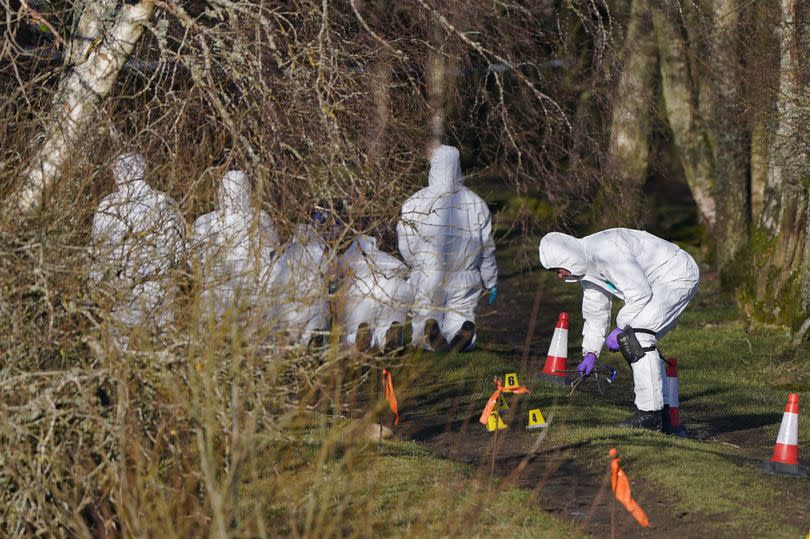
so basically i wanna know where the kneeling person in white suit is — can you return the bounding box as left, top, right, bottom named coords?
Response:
left=397, top=145, right=498, bottom=353
left=88, top=153, right=186, bottom=347
left=191, top=170, right=279, bottom=324
left=338, top=234, right=414, bottom=354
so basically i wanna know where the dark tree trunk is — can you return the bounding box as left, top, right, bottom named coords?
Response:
left=744, top=0, right=810, bottom=327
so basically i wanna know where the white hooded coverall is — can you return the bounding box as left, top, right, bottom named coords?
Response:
left=397, top=145, right=498, bottom=349
left=89, top=153, right=185, bottom=336
left=191, top=170, right=279, bottom=322
left=265, top=224, right=331, bottom=344
left=338, top=235, right=414, bottom=349
left=538, top=228, right=699, bottom=411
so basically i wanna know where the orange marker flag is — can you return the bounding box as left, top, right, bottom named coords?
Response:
left=382, top=368, right=399, bottom=426
left=479, top=377, right=505, bottom=424
left=610, top=448, right=649, bottom=528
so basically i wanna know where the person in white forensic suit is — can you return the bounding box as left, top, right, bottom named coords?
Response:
left=338, top=234, right=414, bottom=354
left=265, top=222, right=331, bottom=347
left=538, top=228, right=700, bottom=432
left=397, top=145, right=498, bottom=352
left=88, top=153, right=186, bottom=347
left=190, top=170, right=279, bottom=325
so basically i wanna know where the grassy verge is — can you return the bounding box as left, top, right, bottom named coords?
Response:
left=244, top=247, right=810, bottom=538
left=242, top=425, right=581, bottom=537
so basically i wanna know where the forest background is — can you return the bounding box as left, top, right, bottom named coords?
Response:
left=1, top=0, right=810, bottom=536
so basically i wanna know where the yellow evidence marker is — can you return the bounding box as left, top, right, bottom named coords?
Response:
left=498, top=393, right=509, bottom=410
left=503, top=372, right=520, bottom=391
left=486, top=412, right=508, bottom=431
left=526, top=408, right=547, bottom=430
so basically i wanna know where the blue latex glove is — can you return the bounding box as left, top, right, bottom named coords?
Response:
left=605, top=327, right=622, bottom=352
left=488, top=286, right=497, bottom=305
left=578, top=352, right=597, bottom=376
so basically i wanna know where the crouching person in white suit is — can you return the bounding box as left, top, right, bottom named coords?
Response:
left=338, top=234, right=414, bottom=354
left=538, top=228, right=699, bottom=432
left=265, top=223, right=331, bottom=348
left=190, top=170, right=279, bottom=328
left=88, top=153, right=186, bottom=348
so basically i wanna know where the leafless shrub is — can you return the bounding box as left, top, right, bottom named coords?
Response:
left=0, top=0, right=616, bottom=535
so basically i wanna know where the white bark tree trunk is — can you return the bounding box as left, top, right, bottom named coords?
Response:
left=605, top=0, right=657, bottom=225
left=760, top=0, right=810, bottom=235
left=748, top=0, right=810, bottom=322
left=12, top=1, right=154, bottom=215
left=711, top=0, right=750, bottom=269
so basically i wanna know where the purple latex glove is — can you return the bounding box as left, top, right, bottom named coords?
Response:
left=605, top=327, right=622, bottom=352
left=577, top=352, right=597, bottom=376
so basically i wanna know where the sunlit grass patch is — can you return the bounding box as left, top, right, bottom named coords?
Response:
left=245, top=433, right=581, bottom=538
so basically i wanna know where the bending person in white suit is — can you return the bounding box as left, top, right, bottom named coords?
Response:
left=538, top=228, right=699, bottom=432
left=266, top=222, right=331, bottom=347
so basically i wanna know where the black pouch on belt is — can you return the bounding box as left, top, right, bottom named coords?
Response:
left=617, top=327, right=657, bottom=365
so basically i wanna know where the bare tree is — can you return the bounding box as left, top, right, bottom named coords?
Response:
left=11, top=0, right=154, bottom=213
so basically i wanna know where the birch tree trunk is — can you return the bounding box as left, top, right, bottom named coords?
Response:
left=11, top=1, right=154, bottom=215
left=711, top=0, right=750, bottom=271
left=605, top=0, right=657, bottom=225
left=651, top=3, right=717, bottom=231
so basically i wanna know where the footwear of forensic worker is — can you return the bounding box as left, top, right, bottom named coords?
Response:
left=424, top=319, right=448, bottom=352
left=448, top=321, right=475, bottom=353
left=618, top=409, right=663, bottom=431
left=383, top=322, right=404, bottom=355
left=355, top=322, right=373, bottom=353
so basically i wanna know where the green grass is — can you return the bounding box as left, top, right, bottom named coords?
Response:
left=240, top=242, right=810, bottom=538
left=242, top=429, right=581, bottom=538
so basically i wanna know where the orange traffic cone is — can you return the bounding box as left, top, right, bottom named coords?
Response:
left=663, top=358, right=686, bottom=436
left=761, top=393, right=807, bottom=477
left=539, top=312, right=569, bottom=383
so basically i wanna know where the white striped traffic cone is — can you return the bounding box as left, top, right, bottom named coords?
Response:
left=761, top=393, right=807, bottom=477
left=539, top=312, right=569, bottom=382
left=663, top=358, right=686, bottom=436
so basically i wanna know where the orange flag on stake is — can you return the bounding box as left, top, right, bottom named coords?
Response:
left=609, top=448, right=649, bottom=528
left=382, top=369, right=399, bottom=426
left=479, top=377, right=505, bottom=425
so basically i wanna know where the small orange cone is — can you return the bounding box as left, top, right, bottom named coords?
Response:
left=762, top=393, right=807, bottom=477
left=539, top=312, right=569, bottom=382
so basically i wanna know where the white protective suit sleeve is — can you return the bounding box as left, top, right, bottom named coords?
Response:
left=258, top=212, right=280, bottom=254
left=89, top=208, right=118, bottom=284
left=581, top=280, right=612, bottom=356
left=396, top=219, right=417, bottom=269
left=479, top=210, right=497, bottom=289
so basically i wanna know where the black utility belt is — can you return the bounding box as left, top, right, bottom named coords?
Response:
left=617, top=327, right=657, bottom=365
